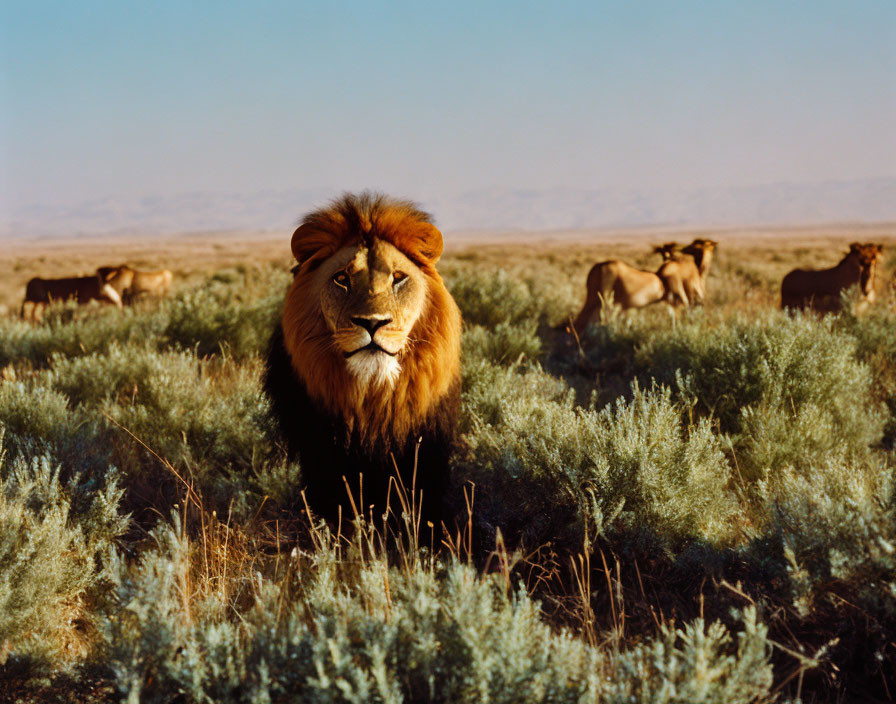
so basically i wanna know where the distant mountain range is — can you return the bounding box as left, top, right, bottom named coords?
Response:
left=3, top=178, right=894, bottom=238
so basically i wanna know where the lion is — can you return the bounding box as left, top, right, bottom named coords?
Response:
left=571, top=259, right=665, bottom=332
left=98, top=265, right=173, bottom=303
left=21, top=275, right=122, bottom=321
left=781, top=242, right=883, bottom=313
left=264, top=193, right=462, bottom=536
left=572, top=243, right=694, bottom=332
left=658, top=238, right=718, bottom=307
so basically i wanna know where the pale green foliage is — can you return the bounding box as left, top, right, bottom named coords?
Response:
left=458, top=362, right=738, bottom=547
left=105, top=522, right=605, bottom=703
left=162, top=274, right=283, bottom=359
left=0, top=440, right=126, bottom=666
left=837, top=304, right=896, bottom=446
left=760, top=460, right=896, bottom=622
left=0, top=381, right=81, bottom=452
left=585, top=309, right=886, bottom=478
left=105, top=522, right=775, bottom=704
left=0, top=303, right=166, bottom=368
left=605, top=608, right=774, bottom=704
left=447, top=268, right=541, bottom=328
left=3, top=343, right=283, bottom=517
left=0, top=265, right=288, bottom=367
left=462, top=322, right=542, bottom=366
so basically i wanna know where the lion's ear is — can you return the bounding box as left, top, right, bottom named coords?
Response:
left=412, top=223, right=444, bottom=265
left=291, top=223, right=339, bottom=266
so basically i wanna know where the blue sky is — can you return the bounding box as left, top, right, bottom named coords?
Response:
left=2, top=0, right=894, bottom=213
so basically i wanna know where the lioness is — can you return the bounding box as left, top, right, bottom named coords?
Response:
left=572, top=242, right=712, bottom=332
left=98, top=265, right=173, bottom=303
left=781, top=242, right=883, bottom=312
left=21, top=275, right=122, bottom=321
left=658, top=238, right=718, bottom=307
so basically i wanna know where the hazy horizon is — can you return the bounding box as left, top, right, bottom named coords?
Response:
left=2, top=1, right=895, bottom=233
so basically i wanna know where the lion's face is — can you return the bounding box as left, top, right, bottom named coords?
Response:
left=314, top=239, right=428, bottom=386
left=279, top=193, right=462, bottom=443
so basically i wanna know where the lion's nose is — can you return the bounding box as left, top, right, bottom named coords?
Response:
left=351, top=316, right=392, bottom=335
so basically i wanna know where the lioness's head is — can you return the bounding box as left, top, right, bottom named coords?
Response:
left=280, top=193, right=462, bottom=438
left=653, top=242, right=680, bottom=261
left=681, top=239, right=718, bottom=268
left=850, top=242, right=884, bottom=296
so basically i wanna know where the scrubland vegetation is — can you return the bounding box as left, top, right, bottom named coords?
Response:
left=1, top=237, right=895, bottom=702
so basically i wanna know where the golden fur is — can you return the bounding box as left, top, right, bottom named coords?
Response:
left=781, top=242, right=884, bottom=312
left=98, top=265, right=173, bottom=301
left=658, top=239, right=718, bottom=307
left=572, top=260, right=666, bottom=331
left=572, top=239, right=719, bottom=332
left=280, top=193, right=462, bottom=448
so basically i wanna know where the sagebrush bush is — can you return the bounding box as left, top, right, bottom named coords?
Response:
left=447, top=268, right=542, bottom=328
left=104, top=520, right=605, bottom=704
left=746, top=460, right=896, bottom=682
left=0, top=303, right=166, bottom=369
left=0, top=439, right=126, bottom=668
left=462, top=322, right=542, bottom=366
left=458, top=361, right=738, bottom=548
left=162, top=276, right=283, bottom=359
left=838, top=303, right=896, bottom=447
left=2, top=343, right=287, bottom=521
left=103, top=518, right=777, bottom=704
left=580, top=309, right=886, bottom=479
left=759, top=459, right=896, bottom=644
left=604, top=607, right=774, bottom=704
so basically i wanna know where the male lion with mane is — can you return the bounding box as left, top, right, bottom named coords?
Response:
left=264, top=193, right=462, bottom=537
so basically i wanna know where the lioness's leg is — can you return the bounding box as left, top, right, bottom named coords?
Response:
left=573, top=294, right=600, bottom=333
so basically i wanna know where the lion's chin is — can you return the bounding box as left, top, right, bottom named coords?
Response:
left=345, top=350, right=401, bottom=388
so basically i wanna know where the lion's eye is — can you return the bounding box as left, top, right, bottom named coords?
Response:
left=392, top=271, right=407, bottom=286
left=333, top=271, right=350, bottom=290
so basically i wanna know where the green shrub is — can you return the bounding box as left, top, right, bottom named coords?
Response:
left=578, top=310, right=886, bottom=479
left=604, top=607, right=774, bottom=704
left=0, top=265, right=289, bottom=368
left=448, top=268, right=541, bottom=328
left=0, top=304, right=165, bottom=369
left=747, top=458, right=896, bottom=688
left=163, top=282, right=282, bottom=360
left=104, top=522, right=605, bottom=704
left=0, top=441, right=126, bottom=667
left=0, top=382, right=80, bottom=451
left=104, top=521, right=776, bottom=704
left=462, top=322, right=542, bottom=366
left=3, top=344, right=284, bottom=521
left=760, top=458, right=896, bottom=622
left=458, top=362, right=738, bottom=548
left=838, top=304, right=896, bottom=447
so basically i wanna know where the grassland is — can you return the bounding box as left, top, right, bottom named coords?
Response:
left=1, top=223, right=895, bottom=703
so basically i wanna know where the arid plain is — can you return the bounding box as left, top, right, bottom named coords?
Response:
left=3, top=222, right=894, bottom=315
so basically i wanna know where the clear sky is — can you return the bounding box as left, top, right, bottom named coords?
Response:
left=2, top=0, right=894, bottom=214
